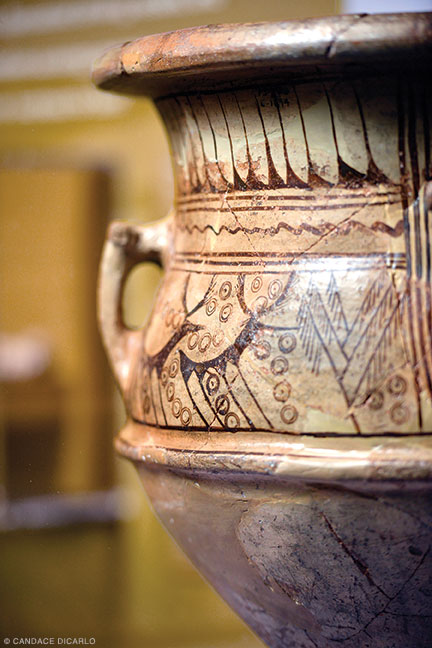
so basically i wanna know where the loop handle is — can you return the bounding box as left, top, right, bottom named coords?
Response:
left=98, top=214, right=173, bottom=392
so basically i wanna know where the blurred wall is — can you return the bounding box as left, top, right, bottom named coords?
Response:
left=0, top=1, right=341, bottom=647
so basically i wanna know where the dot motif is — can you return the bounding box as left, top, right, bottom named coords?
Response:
left=206, top=374, right=220, bottom=395
left=219, top=303, right=233, bottom=323
left=180, top=407, right=192, bottom=426
left=388, top=375, right=407, bottom=396
left=172, top=398, right=182, bottom=418
left=368, top=391, right=384, bottom=410
left=273, top=381, right=291, bottom=402
left=281, top=404, right=298, bottom=425
left=279, top=333, right=296, bottom=354
left=206, top=298, right=218, bottom=316
left=215, top=394, right=230, bottom=416
left=390, top=403, right=409, bottom=425
left=169, top=358, right=179, bottom=378
left=268, top=279, right=282, bottom=300
left=219, top=281, right=232, bottom=300
left=187, top=332, right=199, bottom=350
left=166, top=382, right=175, bottom=402
left=198, top=333, right=212, bottom=352
left=251, top=276, right=262, bottom=293
left=271, top=356, right=289, bottom=375
left=213, top=330, right=224, bottom=347
left=225, top=412, right=240, bottom=429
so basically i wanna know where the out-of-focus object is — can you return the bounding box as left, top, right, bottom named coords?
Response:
left=343, top=0, right=432, bottom=13
left=0, top=168, right=114, bottom=510
left=0, top=331, right=52, bottom=382
left=95, top=14, right=432, bottom=648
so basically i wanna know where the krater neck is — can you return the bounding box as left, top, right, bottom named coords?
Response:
left=156, top=77, right=427, bottom=258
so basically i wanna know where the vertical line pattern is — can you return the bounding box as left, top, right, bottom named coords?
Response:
left=199, top=94, right=231, bottom=189
left=271, top=90, right=308, bottom=188
left=234, top=92, right=265, bottom=189
left=175, top=97, right=201, bottom=191
left=218, top=94, right=246, bottom=190
left=160, top=84, right=403, bottom=193
left=186, top=95, right=212, bottom=191
left=254, top=94, right=285, bottom=188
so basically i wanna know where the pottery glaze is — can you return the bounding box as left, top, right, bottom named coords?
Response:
left=94, top=14, right=432, bottom=647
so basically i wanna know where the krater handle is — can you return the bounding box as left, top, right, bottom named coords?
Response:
left=98, top=214, right=173, bottom=392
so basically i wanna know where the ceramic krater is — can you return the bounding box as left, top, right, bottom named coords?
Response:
left=94, top=14, right=432, bottom=648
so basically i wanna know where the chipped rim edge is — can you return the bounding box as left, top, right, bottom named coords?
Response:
left=92, top=13, right=432, bottom=97
left=116, top=420, right=432, bottom=483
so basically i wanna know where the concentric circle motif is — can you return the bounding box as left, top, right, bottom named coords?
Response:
left=390, top=403, right=409, bottom=425
left=253, top=340, right=271, bottom=360
left=166, top=382, right=175, bottom=402
left=213, top=330, right=224, bottom=347
left=368, top=391, right=384, bottom=410
left=281, top=404, right=298, bottom=425
left=251, top=276, right=262, bottom=293
left=387, top=375, right=407, bottom=396
left=219, top=303, right=233, bottom=323
left=271, top=356, right=289, bottom=375
left=198, top=332, right=212, bottom=353
left=225, top=412, right=240, bottom=429
left=169, top=357, right=179, bottom=378
left=187, top=331, right=199, bottom=350
left=205, top=298, right=218, bottom=316
left=215, top=394, right=230, bottom=416
left=268, top=279, right=282, bottom=300
left=180, top=407, right=192, bottom=426
left=279, top=332, right=297, bottom=354
left=161, top=369, right=169, bottom=386
left=206, top=373, right=220, bottom=395
left=273, top=381, right=291, bottom=402
left=219, top=281, right=232, bottom=300
left=172, top=398, right=182, bottom=418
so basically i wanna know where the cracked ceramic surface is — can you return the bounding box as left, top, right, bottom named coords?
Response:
left=103, top=73, right=432, bottom=437
left=138, top=465, right=432, bottom=648
left=95, top=13, right=432, bottom=648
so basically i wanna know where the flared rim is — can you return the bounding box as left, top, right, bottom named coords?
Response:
left=92, top=12, right=432, bottom=97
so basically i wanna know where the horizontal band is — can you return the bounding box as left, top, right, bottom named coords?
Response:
left=116, top=420, right=432, bottom=483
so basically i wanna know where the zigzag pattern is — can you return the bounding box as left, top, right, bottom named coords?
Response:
left=175, top=218, right=405, bottom=238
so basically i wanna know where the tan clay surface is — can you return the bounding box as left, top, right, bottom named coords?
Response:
left=102, top=74, right=432, bottom=438
left=95, top=14, right=432, bottom=647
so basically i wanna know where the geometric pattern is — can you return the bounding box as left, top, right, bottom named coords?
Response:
left=127, top=76, right=432, bottom=435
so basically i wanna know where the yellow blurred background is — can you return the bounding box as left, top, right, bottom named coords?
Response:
left=0, top=1, right=341, bottom=646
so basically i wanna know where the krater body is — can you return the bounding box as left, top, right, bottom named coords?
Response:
left=94, top=14, right=432, bottom=648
